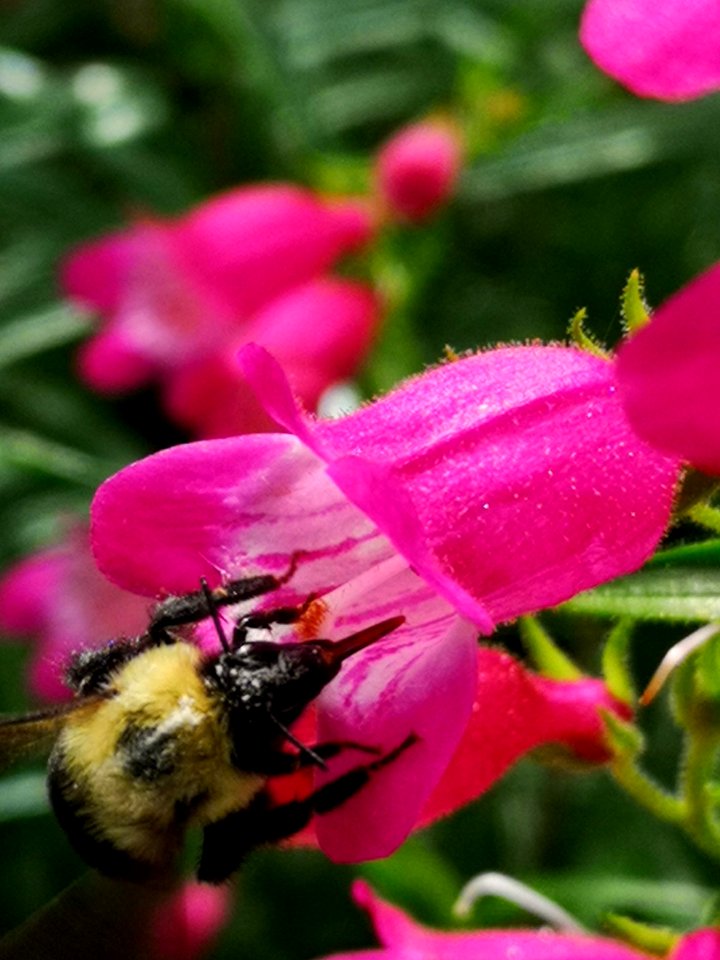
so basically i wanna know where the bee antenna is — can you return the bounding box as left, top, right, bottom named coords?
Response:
left=267, top=712, right=328, bottom=769
left=200, top=577, right=231, bottom=653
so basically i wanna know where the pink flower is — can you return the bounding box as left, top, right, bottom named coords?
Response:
left=90, top=343, right=673, bottom=861
left=323, top=881, right=719, bottom=960
left=163, top=278, right=380, bottom=438
left=615, top=261, right=720, bottom=474
left=62, top=184, right=376, bottom=425
left=580, top=0, right=720, bottom=101
left=375, top=121, right=463, bottom=222
left=0, top=524, right=150, bottom=702
left=149, top=882, right=231, bottom=960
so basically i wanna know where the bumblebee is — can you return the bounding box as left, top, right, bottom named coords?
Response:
left=0, top=560, right=411, bottom=883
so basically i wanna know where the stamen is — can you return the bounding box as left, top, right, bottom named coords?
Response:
left=452, top=872, right=586, bottom=933
left=640, top=622, right=720, bottom=706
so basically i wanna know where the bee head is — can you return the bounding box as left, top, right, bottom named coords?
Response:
left=204, top=615, right=405, bottom=728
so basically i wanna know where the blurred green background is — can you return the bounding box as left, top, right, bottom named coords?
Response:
left=1, top=0, right=720, bottom=955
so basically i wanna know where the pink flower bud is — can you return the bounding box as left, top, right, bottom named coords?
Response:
left=375, top=121, right=462, bottom=222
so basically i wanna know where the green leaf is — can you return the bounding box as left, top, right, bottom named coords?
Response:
left=0, top=428, right=119, bottom=486
left=462, top=97, right=720, bottom=202
left=0, top=304, right=91, bottom=369
left=561, top=567, right=720, bottom=622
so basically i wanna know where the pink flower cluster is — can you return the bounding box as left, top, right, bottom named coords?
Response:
left=62, top=121, right=462, bottom=438
left=63, top=185, right=379, bottom=438
left=324, top=882, right=720, bottom=960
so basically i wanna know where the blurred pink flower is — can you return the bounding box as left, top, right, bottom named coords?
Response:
left=163, top=278, right=380, bottom=438
left=323, top=881, right=719, bottom=960
left=90, top=343, right=673, bottom=861
left=0, top=524, right=150, bottom=702
left=616, top=262, right=720, bottom=474
left=62, top=184, right=377, bottom=434
left=375, top=120, right=463, bottom=222
left=580, top=0, right=720, bottom=101
left=150, top=882, right=231, bottom=960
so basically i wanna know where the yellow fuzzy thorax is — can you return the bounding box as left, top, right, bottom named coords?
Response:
left=57, top=643, right=264, bottom=863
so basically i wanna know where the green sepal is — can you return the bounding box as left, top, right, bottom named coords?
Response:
left=603, top=914, right=678, bottom=956
left=603, top=711, right=644, bottom=759
left=518, top=617, right=582, bottom=680
left=602, top=620, right=636, bottom=706
left=620, top=268, right=651, bottom=334
left=568, top=307, right=609, bottom=358
left=670, top=642, right=720, bottom=732
left=696, top=635, right=720, bottom=700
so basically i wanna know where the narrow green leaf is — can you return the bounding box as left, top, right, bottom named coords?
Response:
left=0, top=304, right=91, bottom=369
left=0, top=428, right=116, bottom=486
left=561, top=568, right=720, bottom=622
left=462, top=97, right=720, bottom=202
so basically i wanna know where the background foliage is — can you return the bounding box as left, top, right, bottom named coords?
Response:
left=1, top=0, right=719, bottom=954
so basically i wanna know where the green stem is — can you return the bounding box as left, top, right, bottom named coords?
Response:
left=681, top=730, right=720, bottom=857
left=610, top=756, right=685, bottom=827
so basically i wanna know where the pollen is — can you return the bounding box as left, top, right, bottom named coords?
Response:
left=297, top=597, right=329, bottom=639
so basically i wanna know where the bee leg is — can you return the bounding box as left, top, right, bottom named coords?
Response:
left=147, top=554, right=306, bottom=644
left=197, top=734, right=417, bottom=884
left=147, top=575, right=279, bottom=642
left=241, top=739, right=381, bottom=776
left=231, top=594, right=317, bottom=646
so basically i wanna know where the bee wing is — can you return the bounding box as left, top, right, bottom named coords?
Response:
left=0, top=697, right=102, bottom=771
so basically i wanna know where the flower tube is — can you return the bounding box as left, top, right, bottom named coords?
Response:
left=90, top=343, right=675, bottom=860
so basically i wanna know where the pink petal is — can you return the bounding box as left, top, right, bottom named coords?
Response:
left=673, top=931, right=720, bottom=960
left=60, top=231, right=138, bottom=314
left=616, top=262, right=720, bottom=474
left=338, top=881, right=653, bottom=960
left=420, top=648, right=629, bottom=825
left=376, top=121, right=463, bottom=222
left=239, top=344, right=680, bottom=627
left=91, top=433, right=394, bottom=602
left=244, top=278, right=381, bottom=408
left=61, top=186, right=376, bottom=385
left=315, top=590, right=478, bottom=861
left=0, top=550, right=64, bottom=636
left=162, top=279, right=381, bottom=439
left=179, top=185, right=375, bottom=320
left=76, top=330, right=158, bottom=393
left=150, top=883, right=231, bottom=960
left=162, top=353, right=281, bottom=438
left=0, top=525, right=151, bottom=701
left=580, top=0, right=720, bottom=100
